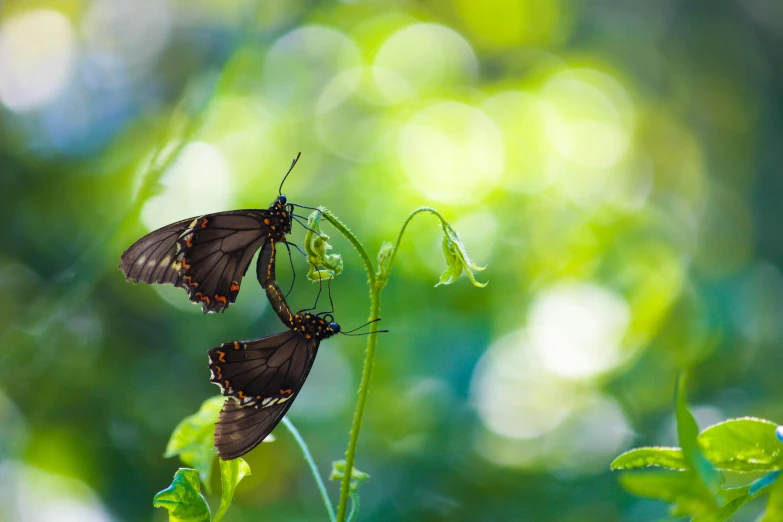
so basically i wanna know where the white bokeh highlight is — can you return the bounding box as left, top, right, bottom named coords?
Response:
left=0, top=462, right=114, bottom=522
left=529, top=282, right=632, bottom=379
left=0, top=9, right=77, bottom=112
left=397, top=102, right=504, bottom=204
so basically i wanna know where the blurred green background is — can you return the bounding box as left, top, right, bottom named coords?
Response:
left=2, top=0, right=783, bottom=520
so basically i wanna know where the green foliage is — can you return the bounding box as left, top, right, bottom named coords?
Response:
left=158, top=396, right=271, bottom=522
left=436, top=223, right=486, bottom=288
left=153, top=469, right=211, bottom=522
left=213, top=458, right=251, bottom=522
left=164, top=396, right=224, bottom=491
left=675, top=375, right=722, bottom=502
left=612, top=377, right=783, bottom=521
left=699, top=418, right=783, bottom=472
left=611, top=447, right=687, bottom=471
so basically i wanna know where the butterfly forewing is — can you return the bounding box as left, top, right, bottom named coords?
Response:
left=207, top=330, right=317, bottom=406
left=119, top=210, right=272, bottom=313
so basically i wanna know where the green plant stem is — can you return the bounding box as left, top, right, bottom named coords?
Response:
left=384, top=207, right=450, bottom=285
left=321, top=207, right=445, bottom=522
left=336, top=288, right=381, bottom=521
left=282, top=417, right=336, bottom=522
left=320, top=209, right=378, bottom=522
left=321, top=209, right=376, bottom=286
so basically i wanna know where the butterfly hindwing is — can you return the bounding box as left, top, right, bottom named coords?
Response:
left=208, top=330, right=320, bottom=459
left=214, top=400, right=290, bottom=459
left=119, top=210, right=270, bottom=313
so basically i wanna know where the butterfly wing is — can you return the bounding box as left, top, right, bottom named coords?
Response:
left=214, top=400, right=290, bottom=460
left=208, top=330, right=320, bottom=459
left=119, top=210, right=269, bottom=313
left=256, top=238, right=296, bottom=328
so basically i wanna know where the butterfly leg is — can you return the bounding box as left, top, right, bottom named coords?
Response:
left=283, top=242, right=297, bottom=299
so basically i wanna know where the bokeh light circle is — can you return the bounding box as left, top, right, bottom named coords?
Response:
left=140, top=141, right=234, bottom=231
left=529, top=282, right=631, bottom=379
left=472, top=329, right=578, bottom=440
left=263, top=25, right=362, bottom=111
left=0, top=9, right=76, bottom=112
left=374, top=23, right=478, bottom=99
left=397, top=102, right=504, bottom=204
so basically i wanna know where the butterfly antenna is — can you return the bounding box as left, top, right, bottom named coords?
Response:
left=279, top=152, right=301, bottom=195
left=291, top=203, right=323, bottom=213
left=340, top=317, right=388, bottom=335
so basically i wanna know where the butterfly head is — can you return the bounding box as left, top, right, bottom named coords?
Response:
left=324, top=314, right=341, bottom=334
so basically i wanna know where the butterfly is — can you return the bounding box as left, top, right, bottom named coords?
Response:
left=118, top=155, right=309, bottom=314
left=207, top=310, right=341, bottom=459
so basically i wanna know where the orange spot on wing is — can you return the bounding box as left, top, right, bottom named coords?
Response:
left=180, top=257, right=190, bottom=270
left=214, top=294, right=227, bottom=304
left=233, top=341, right=240, bottom=350
left=304, top=333, right=312, bottom=339
left=200, top=217, right=209, bottom=228
left=230, top=283, right=240, bottom=292
left=217, top=351, right=226, bottom=363
left=185, top=235, right=193, bottom=248
left=224, top=380, right=231, bottom=389
left=264, top=218, right=271, bottom=225
left=183, top=275, right=198, bottom=287
left=280, top=389, right=292, bottom=395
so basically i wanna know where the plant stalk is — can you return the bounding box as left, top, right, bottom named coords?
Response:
left=322, top=207, right=444, bottom=521
left=282, top=417, right=336, bottom=522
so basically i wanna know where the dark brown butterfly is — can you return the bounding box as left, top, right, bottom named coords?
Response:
left=207, top=311, right=341, bottom=459
left=206, top=235, right=342, bottom=459
left=118, top=155, right=308, bottom=314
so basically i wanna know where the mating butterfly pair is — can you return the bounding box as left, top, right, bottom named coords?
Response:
left=119, top=155, right=342, bottom=459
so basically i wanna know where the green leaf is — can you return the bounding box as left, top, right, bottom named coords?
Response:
left=435, top=224, right=486, bottom=288
left=305, top=209, right=343, bottom=281
left=676, top=374, right=723, bottom=501
left=153, top=468, right=211, bottom=522
left=618, top=471, right=717, bottom=517
left=610, top=447, right=687, bottom=471
left=692, top=472, right=782, bottom=522
left=330, top=460, right=370, bottom=492
left=164, top=396, right=224, bottom=491
left=213, top=458, right=251, bottom=522
left=698, top=418, right=783, bottom=472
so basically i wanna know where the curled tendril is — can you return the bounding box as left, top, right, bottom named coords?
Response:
left=305, top=209, right=344, bottom=281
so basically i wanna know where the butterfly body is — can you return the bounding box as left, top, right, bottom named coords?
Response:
left=119, top=196, right=294, bottom=313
